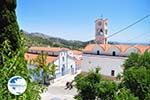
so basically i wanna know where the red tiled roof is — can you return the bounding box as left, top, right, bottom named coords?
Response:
left=115, top=44, right=132, bottom=53
left=71, top=50, right=82, bottom=55
left=134, top=45, right=150, bottom=54
left=83, top=44, right=150, bottom=54
left=24, top=53, right=57, bottom=64
left=29, top=47, right=69, bottom=52
left=100, top=44, right=111, bottom=52
left=83, top=44, right=96, bottom=52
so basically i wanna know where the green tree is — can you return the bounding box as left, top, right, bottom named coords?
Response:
left=0, top=0, right=21, bottom=55
left=74, top=68, right=102, bottom=100
left=74, top=68, right=118, bottom=100
left=0, top=1, right=46, bottom=99
left=115, top=88, right=139, bottom=100
left=123, top=67, right=150, bottom=100
left=96, top=80, right=117, bottom=100
left=123, top=53, right=140, bottom=70
left=122, top=52, right=150, bottom=100
left=48, top=63, right=57, bottom=77
left=145, top=91, right=150, bottom=100
left=0, top=39, right=46, bottom=100
left=31, top=52, right=56, bottom=84
left=124, top=52, right=150, bottom=70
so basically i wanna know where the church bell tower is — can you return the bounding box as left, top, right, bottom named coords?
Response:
left=95, top=18, right=108, bottom=44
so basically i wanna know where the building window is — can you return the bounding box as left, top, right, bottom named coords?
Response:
left=63, top=64, right=65, bottom=67
left=112, top=51, right=116, bottom=56
left=105, top=30, right=108, bottom=34
left=62, top=57, right=65, bottom=61
left=111, top=70, right=115, bottom=76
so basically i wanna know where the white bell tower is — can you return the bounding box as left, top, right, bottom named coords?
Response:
left=95, top=18, right=108, bottom=44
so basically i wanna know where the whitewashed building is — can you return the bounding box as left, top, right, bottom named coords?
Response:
left=81, top=54, right=126, bottom=77
left=25, top=47, right=82, bottom=80
left=81, top=18, right=150, bottom=78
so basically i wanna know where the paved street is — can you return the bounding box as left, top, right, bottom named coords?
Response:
left=41, top=70, right=81, bottom=100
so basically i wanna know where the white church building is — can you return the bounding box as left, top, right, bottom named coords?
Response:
left=81, top=18, right=150, bottom=78
left=25, top=47, right=82, bottom=80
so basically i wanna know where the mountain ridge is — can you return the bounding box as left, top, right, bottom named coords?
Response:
left=22, top=30, right=150, bottom=50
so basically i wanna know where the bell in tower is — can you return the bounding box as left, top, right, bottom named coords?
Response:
left=95, top=18, right=108, bottom=44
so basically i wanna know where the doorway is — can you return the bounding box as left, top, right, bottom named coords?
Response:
left=112, top=51, right=116, bottom=56
left=111, top=70, right=115, bottom=76
left=97, top=50, right=100, bottom=55
left=61, top=65, right=65, bottom=76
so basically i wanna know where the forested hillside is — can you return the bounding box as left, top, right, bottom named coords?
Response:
left=22, top=30, right=91, bottom=50
left=22, top=30, right=149, bottom=50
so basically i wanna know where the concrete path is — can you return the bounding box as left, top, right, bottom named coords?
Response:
left=41, top=70, right=81, bottom=100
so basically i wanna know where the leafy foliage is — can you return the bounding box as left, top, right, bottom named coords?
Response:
left=0, top=1, right=46, bottom=99
left=115, top=88, right=139, bottom=100
left=74, top=69, right=139, bottom=100
left=0, top=0, right=21, bottom=55
left=75, top=68, right=119, bottom=100
left=75, top=68, right=101, bottom=100
left=0, top=38, right=46, bottom=100
left=122, top=52, right=150, bottom=100
left=123, top=53, right=140, bottom=70
left=124, top=52, right=150, bottom=70
left=96, top=80, right=117, bottom=100
left=30, top=52, right=57, bottom=84
left=123, top=67, right=150, bottom=100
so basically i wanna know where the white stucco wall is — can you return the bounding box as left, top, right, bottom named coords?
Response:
left=54, top=59, right=59, bottom=74
left=92, top=45, right=105, bottom=55
left=107, top=46, right=121, bottom=56
left=58, top=51, right=68, bottom=76
left=81, top=54, right=126, bottom=77
left=54, top=50, right=77, bottom=77
left=124, top=47, right=140, bottom=56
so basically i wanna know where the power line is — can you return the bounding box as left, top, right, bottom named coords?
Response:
left=127, top=33, right=150, bottom=41
left=107, top=14, right=150, bottom=39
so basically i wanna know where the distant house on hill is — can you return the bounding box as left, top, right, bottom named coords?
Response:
left=24, top=47, right=82, bottom=80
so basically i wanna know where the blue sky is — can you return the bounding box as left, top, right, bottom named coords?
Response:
left=16, top=0, right=150, bottom=43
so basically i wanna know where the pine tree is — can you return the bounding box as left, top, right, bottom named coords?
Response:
left=0, top=0, right=21, bottom=52
left=0, top=0, right=46, bottom=99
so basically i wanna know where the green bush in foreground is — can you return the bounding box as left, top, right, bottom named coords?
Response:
left=0, top=39, right=46, bottom=100
left=0, top=0, right=46, bottom=99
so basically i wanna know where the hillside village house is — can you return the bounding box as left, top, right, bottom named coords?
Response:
left=81, top=18, right=150, bottom=78
left=25, top=47, right=82, bottom=80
